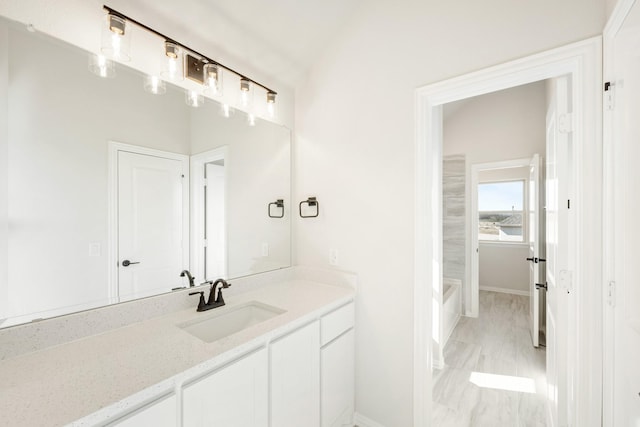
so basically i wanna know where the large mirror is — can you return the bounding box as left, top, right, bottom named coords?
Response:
left=0, top=17, right=291, bottom=328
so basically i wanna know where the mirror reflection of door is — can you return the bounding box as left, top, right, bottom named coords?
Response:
left=113, top=143, right=189, bottom=302
left=191, top=147, right=228, bottom=282
left=204, top=160, right=226, bottom=279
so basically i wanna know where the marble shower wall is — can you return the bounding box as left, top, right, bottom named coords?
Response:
left=443, top=155, right=466, bottom=297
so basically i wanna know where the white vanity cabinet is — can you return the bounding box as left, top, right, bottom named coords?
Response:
left=320, top=302, right=355, bottom=427
left=182, top=347, right=268, bottom=427
left=108, top=394, right=177, bottom=427
left=270, top=321, right=321, bottom=426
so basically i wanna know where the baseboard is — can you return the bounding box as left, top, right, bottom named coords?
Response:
left=353, top=412, right=388, bottom=427
left=479, top=286, right=529, bottom=296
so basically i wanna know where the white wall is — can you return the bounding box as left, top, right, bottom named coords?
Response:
left=190, top=107, right=291, bottom=279
left=294, top=2, right=604, bottom=425
left=444, top=82, right=547, bottom=162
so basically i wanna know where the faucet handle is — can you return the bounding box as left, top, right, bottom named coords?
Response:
left=188, top=291, right=206, bottom=311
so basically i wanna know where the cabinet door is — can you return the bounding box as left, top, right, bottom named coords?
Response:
left=321, top=329, right=354, bottom=427
left=270, top=321, right=320, bottom=427
left=183, top=348, right=268, bottom=427
left=110, top=394, right=177, bottom=427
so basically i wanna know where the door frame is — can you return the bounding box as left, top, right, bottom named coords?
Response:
left=469, top=157, right=532, bottom=317
left=602, top=0, right=637, bottom=424
left=413, top=38, right=602, bottom=426
left=190, top=146, right=229, bottom=282
left=107, top=141, right=190, bottom=302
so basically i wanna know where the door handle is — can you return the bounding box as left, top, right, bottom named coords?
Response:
left=121, top=260, right=140, bottom=267
left=538, top=258, right=546, bottom=262
left=526, top=257, right=535, bottom=262
left=535, top=282, right=548, bottom=290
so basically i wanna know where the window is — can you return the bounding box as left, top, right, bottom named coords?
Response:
left=478, top=180, right=524, bottom=242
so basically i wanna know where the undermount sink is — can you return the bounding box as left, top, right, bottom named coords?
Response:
left=178, top=301, right=286, bottom=343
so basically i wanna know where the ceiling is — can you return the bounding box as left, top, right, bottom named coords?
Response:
left=104, top=0, right=365, bottom=88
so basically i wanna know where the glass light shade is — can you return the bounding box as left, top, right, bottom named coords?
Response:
left=161, top=41, right=184, bottom=81
left=143, top=75, right=166, bottom=95
left=239, top=78, right=253, bottom=110
left=220, top=103, right=233, bottom=118
left=266, top=91, right=277, bottom=118
left=101, top=14, right=131, bottom=62
left=185, top=90, right=204, bottom=107
left=203, top=63, right=222, bottom=96
left=88, top=53, right=116, bottom=78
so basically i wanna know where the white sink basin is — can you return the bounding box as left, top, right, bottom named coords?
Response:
left=178, top=301, right=286, bottom=343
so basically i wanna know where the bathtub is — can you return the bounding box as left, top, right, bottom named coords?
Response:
left=433, top=277, right=462, bottom=369
left=442, top=278, right=462, bottom=348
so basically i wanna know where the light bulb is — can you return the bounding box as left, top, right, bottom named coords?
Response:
left=204, top=63, right=222, bottom=96
left=186, top=90, right=204, bottom=107
left=239, top=78, right=252, bottom=109
left=220, top=103, right=232, bottom=118
left=143, top=75, right=166, bottom=95
left=101, top=14, right=130, bottom=61
left=161, top=42, right=184, bottom=81
left=266, top=91, right=277, bottom=118
left=247, top=113, right=256, bottom=126
left=88, top=53, right=116, bottom=78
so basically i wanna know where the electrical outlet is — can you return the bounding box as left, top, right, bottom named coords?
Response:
left=329, top=248, right=339, bottom=266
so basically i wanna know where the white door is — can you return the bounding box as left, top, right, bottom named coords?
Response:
left=609, top=3, right=640, bottom=424
left=118, top=150, right=188, bottom=301
left=545, top=76, right=572, bottom=427
left=528, top=153, right=541, bottom=347
left=204, top=162, right=226, bottom=279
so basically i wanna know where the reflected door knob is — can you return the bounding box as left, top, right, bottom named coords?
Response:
left=121, top=260, right=140, bottom=267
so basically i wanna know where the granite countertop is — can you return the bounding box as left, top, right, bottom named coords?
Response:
left=0, top=280, right=355, bottom=427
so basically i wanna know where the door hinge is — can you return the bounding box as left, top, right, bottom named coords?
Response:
left=604, top=81, right=615, bottom=111
left=607, top=281, right=616, bottom=307
left=203, top=239, right=208, bottom=247
left=203, top=178, right=208, bottom=186
left=558, top=113, right=573, bottom=133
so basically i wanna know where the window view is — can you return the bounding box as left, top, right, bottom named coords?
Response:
left=478, top=180, right=524, bottom=242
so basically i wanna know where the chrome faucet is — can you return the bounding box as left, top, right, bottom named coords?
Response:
left=180, top=270, right=195, bottom=287
left=189, top=278, right=232, bottom=312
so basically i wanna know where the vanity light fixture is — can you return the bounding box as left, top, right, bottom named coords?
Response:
left=143, top=75, right=166, bottom=95
left=101, top=12, right=131, bottom=61
left=88, top=53, right=116, bottom=78
left=98, top=5, right=278, bottom=122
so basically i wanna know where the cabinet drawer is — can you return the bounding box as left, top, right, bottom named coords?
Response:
left=320, top=302, right=354, bottom=346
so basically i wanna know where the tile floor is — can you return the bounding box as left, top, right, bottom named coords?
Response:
left=432, top=291, right=547, bottom=426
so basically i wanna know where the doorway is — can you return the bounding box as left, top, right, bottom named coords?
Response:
left=414, top=38, right=602, bottom=426
left=433, top=82, right=549, bottom=424
left=107, top=142, right=190, bottom=303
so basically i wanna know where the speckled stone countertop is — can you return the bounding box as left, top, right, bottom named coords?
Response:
left=0, top=279, right=355, bottom=427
